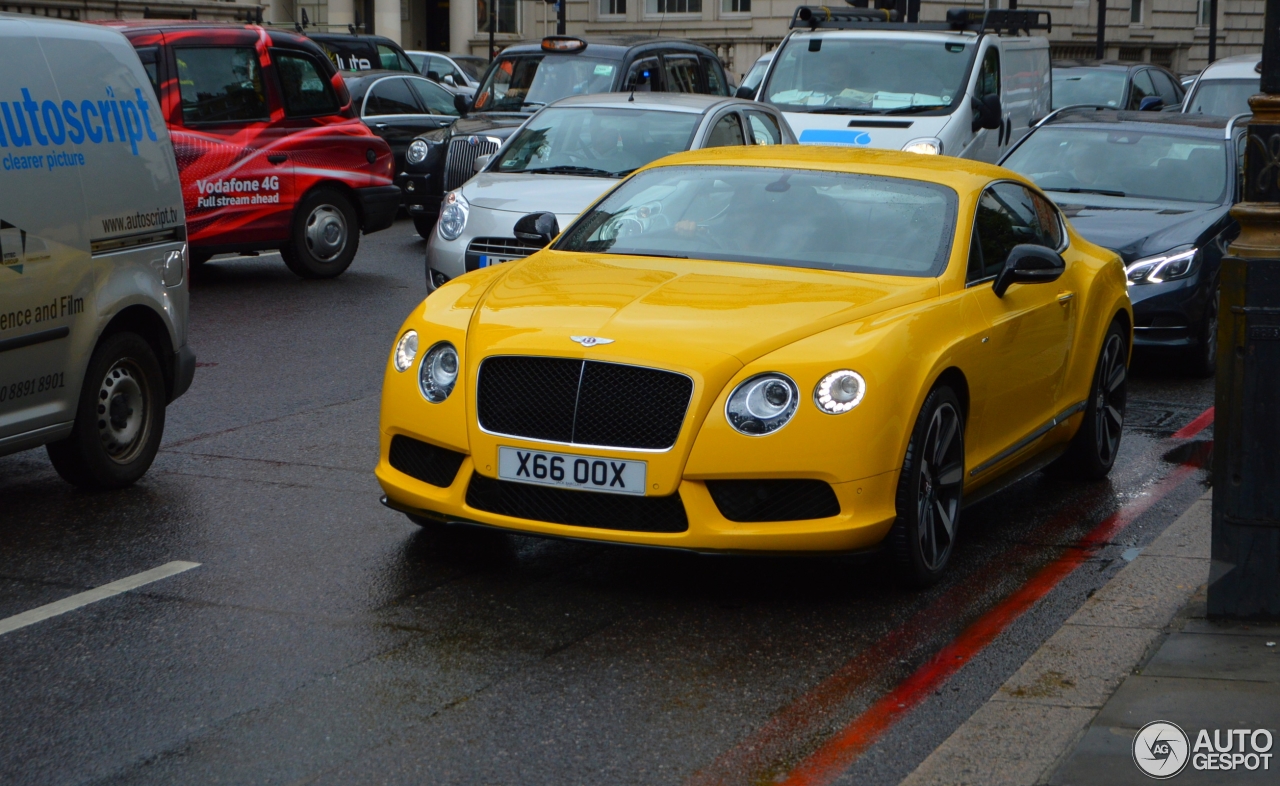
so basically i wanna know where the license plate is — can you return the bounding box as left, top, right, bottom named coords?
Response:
left=478, top=254, right=517, bottom=268
left=497, top=447, right=646, bottom=496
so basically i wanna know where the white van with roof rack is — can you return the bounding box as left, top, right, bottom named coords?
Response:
left=744, top=4, right=1052, bottom=162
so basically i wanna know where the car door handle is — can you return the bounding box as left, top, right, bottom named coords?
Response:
left=1057, top=291, right=1076, bottom=305
left=374, top=123, right=388, bottom=129
left=267, top=154, right=287, bottom=164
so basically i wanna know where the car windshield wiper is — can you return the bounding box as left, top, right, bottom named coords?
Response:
left=1046, top=187, right=1127, bottom=197
left=521, top=101, right=547, bottom=108
left=878, top=103, right=951, bottom=115
left=521, top=166, right=614, bottom=177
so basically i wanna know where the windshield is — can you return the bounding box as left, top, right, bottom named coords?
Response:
left=455, top=56, right=488, bottom=82
left=1186, top=77, right=1258, bottom=116
left=556, top=166, right=957, bottom=276
left=764, top=37, right=972, bottom=113
left=1052, top=69, right=1127, bottom=109
left=741, top=56, right=771, bottom=93
left=472, top=55, right=620, bottom=112
left=1003, top=127, right=1228, bottom=204
left=493, top=107, right=700, bottom=177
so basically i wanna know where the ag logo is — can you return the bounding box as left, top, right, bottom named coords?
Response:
left=1134, top=720, right=1190, bottom=779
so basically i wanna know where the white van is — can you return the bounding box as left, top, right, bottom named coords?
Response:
left=746, top=6, right=1052, bottom=162
left=0, top=14, right=192, bottom=488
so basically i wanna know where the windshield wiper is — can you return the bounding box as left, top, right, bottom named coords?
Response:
left=522, top=166, right=614, bottom=177
left=1047, top=187, right=1127, bottom=197
left=520, top=101, right=547, bottom=108
left=878, top=103, right=951, bottom=115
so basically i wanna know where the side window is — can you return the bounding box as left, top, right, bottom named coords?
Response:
left=624, top=57, right=660, bottom=92
left=365, top=77, right=421, bottom=116
left=701, top=56, right=726, bottom=95
left=705, top=112, right=746, bottom=148
left=1128, top=70, right=1157, bottom=109
left=1150, top=69, right=1180, bottom=105
left=663, top=54, right=702, bottom=93
left=378, top=44, right=414, bottom=72
left=273, top=51, right=340, bottom=117
left=746, top=110, right=783, bottom=145
left=135, top=47, right=161, bottom=98
left=409, top=78, right=460, bottom=116
left=971, top=183, right=1058, bottom=282
left=977, top=47, right=1000, bottom=99
left=174, top=47, right=269, bottom=124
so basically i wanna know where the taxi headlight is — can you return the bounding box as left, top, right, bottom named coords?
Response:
left=438, top=191, right=469, bottom=241
left=902, top=137, right=943, bottom=155
left=419, top=341, right=459, bottom=402
left=726, top=373, right=798, bottom=436
left=393, top=330, right=418, bottom=372
left=1125, top=246, right=1198, bottom=285
left=406, top=139, right=429, bottom=165
left=813, top=370, right=866, bottom=414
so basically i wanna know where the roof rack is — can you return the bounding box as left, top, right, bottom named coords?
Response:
left=789, top=5, right=1051, bottom=34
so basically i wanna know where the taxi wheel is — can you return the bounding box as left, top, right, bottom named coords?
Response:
left=413, top=215, right=436, bottom=239
left=889, top=386, right=965, bottom=588
left=281, top=188, right=359, bottom=279
left=1050, top=321, right=1128, bottom=480
left=46, top=332, right=165, bottom=490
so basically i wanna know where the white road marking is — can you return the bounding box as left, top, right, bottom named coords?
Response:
left=0, top=561, right=201, bottom=637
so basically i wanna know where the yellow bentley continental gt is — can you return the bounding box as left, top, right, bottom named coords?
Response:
left=377, top=146, right=1132, bottom=585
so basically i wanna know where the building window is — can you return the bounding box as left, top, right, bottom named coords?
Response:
left=1130, top=0, right=1142, bottom=23
left=646, top=0, right=701, bottom=14
left=478, top=0, right=517, bottom=33
left=1197, top=0, right=1212, bottom=25
left=600, top=0, right=626, bottom=14
left=721, top=0, right=749, bottom=12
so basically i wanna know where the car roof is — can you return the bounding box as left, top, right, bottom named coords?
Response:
left=1043, top=108, right=1236, bottom=137
left=93, top=20, right=320, bottom=49
left=495, top=36, right=716, bottom=58
left=1199, top=53, right=1261, bottom=79
left=1052, top=60, right=1139, bottom=70
left=545, top=92, right=740, bottom=113
left=309, top=32, right=400, bottom=44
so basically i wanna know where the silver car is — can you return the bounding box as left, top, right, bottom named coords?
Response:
left=425, top=92, right=795, bottom=290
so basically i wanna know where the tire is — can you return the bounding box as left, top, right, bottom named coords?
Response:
left=190, top=250, right=212, bottom=267
left=1185, top=284, right=1218, bottom=378
left=280, top=188, right=359, bottom=279
left=46, top=332, right=166, bottom=490
left=1049, top=320, right=1128, bottom=480
left=889, top=386, right=965, bottom=587
left=413, top=215, right=436, bottom=239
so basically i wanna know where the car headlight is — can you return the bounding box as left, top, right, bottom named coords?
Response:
left=418, top=341, right=459, bottom=402
left=813, top=370, right=866, bottom=414
left=1125, top=246, right=1198, bottom=285
left=393, top=330, right=418, bottom=372
left=406, top=139, right=429, bottom=165
left=437, top=191, right=469, bottom=241
left=725, top=373, right=799, bottom=436
left=902, top=137, right=943, bottom=155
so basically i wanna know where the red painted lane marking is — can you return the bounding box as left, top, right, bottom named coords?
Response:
left=1172, top=406, right=1214, bottom=440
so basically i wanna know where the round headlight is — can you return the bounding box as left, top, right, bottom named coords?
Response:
left=393, top=330, right=418, bottom=372
left=406, top=139, right=429, bottom=165
left=437, top=191, right=469, bottom=241
left=725, top=373, right=799, bottom=436
left=814, top=370, right=866, bottom=414
left=418, top=341, right=459, bottom=403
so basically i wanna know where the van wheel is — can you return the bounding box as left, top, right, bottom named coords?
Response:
left=413, top=215, right=436, bottom=239
left=1048, top=321, right=1128, bottom=480
left=889, top=386, right=965, bottom=587
left=281, top=188, right=359, bottom=279
left=46, top=332, right=166, bottom=490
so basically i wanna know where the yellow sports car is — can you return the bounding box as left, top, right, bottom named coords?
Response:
left=377, top=146, right=1131, bottom=584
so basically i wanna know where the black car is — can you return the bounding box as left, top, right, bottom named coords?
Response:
left=308, top=32, right=416, bottom=73
left=1001, top=109, right=1246, bottom=375
left=399, top=35, right=731, bottom=237
left=1052, top=60, right=1184, bottom=111
left=343, top=71, right=461, bottom=174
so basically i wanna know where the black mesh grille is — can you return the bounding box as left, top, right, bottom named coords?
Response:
left=466, top=474, right=688, bottom=532
left=705, top=479, right=841, bottom=522
left=476, top=357, right=692, bottom=450
left=388, top=435, right=467, bottom=488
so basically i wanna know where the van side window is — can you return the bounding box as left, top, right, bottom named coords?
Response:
left=625, top=57, right=660, bottom=92
left=971, top=183, right=1056, bottom=282
left=135, top=47, right=161, bottom=98
left=273, top=51, right=340, bottom=117
left=977, top=47, right=1000, bottom=100
left=378, top=44, right=415, bottom=72
left=701, top=55, right=726, bottom=95
left=174, top=47, right=269, bottom=124
left=663, top=54, right=702, bottom=93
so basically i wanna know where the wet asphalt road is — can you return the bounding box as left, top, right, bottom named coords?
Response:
left=0, top=220, right=1214, bottom=786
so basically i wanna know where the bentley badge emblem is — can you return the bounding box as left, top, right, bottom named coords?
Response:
left=571, top=336, right=614, bottom=347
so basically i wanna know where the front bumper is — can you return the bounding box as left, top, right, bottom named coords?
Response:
left=396, top=172, right=441, bottom=219
left=1127, top=274, right=1212, bottom=349
left=170, top=344, right=196, bottom=403
left=356, top=185, right=403, bottom=235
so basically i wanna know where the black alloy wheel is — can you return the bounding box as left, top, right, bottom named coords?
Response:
left=890, top=386, right=965, bottom=587
left=1187, top=284, right=1219, bottom=378
left=1050, top=320, right=1128, bottom=480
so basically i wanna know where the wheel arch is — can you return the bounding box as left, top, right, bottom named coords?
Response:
left=99, top=305, right=177, bottom=401
left=931, top=366, right=971, bottom=426
left=299, top=179, right=364, bottom=226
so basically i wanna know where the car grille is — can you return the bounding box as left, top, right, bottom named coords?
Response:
left=476, top=356, right=693, bottom=450
left=705, top=479, right=841, bottom=522
left=464, top=237, right=544, bottom=272
left=466, top=473, right=689, bottom=532
left=444, top=135, right=500, bottom=191
left=388, top=435, right=467, bottom=488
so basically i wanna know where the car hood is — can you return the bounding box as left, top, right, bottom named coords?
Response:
left=1054, top=196, right=1230, bottom=263
left=468, top=251, right=938, bottom=371
left=463, top=172, right=617, bottom=216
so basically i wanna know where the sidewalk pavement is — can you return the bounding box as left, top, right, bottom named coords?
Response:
left=901, top=492, right=1280, bottom=785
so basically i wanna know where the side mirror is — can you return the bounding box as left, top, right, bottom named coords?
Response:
left=453, top=93, right=470, bottom=117
left=427, top=70, right=441, bottom=81
left=443, top=74, right=457, bottom=87
left=993, top=244, right=1065, bottom=298
left=1138, top=95, right=1165, bottom=111
left=473, top=154, right=492, bottom=173
left=971, top=94, right=1001, bottom=133
left=735, top=84, right=756, bottom=100
left=513, top=211, right=559, bottom=248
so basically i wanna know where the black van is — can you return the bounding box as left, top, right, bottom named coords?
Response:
left=398, top=36, right=731, bottom=236
left=308, top=32, right=417, bottom=73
